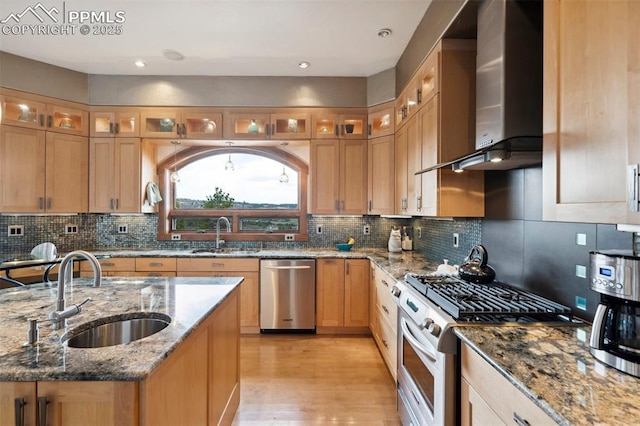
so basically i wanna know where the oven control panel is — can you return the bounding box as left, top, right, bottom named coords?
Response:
left=590, top=251, right=640, bottom=301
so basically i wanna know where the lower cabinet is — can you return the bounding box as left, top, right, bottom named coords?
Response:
left=370, top=263, right=398, bottom=380
left=0, top=287, right=240, bottom=426
left=460, top=343, right=555, bottom=426
left=316, top=258, right=370, bottom=333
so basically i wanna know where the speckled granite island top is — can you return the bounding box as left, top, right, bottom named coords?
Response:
left=0, top=276, right=241, bottom=381
left=455, top=326, right=640, bottom=425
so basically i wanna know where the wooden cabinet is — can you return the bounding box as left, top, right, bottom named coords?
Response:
left=0, top=126, right=88, bottom=213
left=177, top=258, right=260, bottom=333
left=80, top=257, right=136, bottom=277
left=0, top=381, right=137, bottom=426
left=543, top=0, right=640, bottom=224
left=140, top=108, right=223, bottom=139
left=368, top=103, right=394, bottom=138
left=0, top=89, right=88, bottom=136
left=394, top=113, right=423, bottom=216
left=89, top=138, right=142, bottom=213
left=310, top=139, right=367, bottom=214
left=370, top=263, right=398, bottom=379
left=134, top=258, right=177, bottom=277
left=312, top=110, right=367, bottom=139
left=90, top=109, right=140, bottom=137
left=316, top=258, right=369, bottom=333
left=460, top=344, right=555, bottom=426
left=367, top=135, right=395, bottom=215
left=223, top=111, right=310, bottom=139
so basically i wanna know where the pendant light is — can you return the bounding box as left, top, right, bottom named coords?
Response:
left=279, top=142, right=289, bottom=183
left=225, top=141, right=235, bottom=171
left=170, top=140, right=181, bottom=183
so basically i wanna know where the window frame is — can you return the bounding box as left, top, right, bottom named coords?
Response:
left=157, top=145, right=309, bottom=242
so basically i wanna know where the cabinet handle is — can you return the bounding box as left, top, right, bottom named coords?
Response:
left=334, top=124, right=339, bottom=136
left=368, top=124, right=372, bottom=136
left=334, top=200, right=339, bottom=211
left=382, top=339, right=388, bottom=348
left=381, top=279, right=389, bottom=287
left=417, top=88, right=422, bottom=105
left=102, top=262, right=116, bottom=267
left=181, top=123, right=187, bottom=137
left=346, top=262, right=350, bottom=275
left=36, top=397, right=48, bottom=426
left=368, top=200, right=372, bottom=212
left=149, top=262, right=163, bottom=267
left=340, top=124, right=345, bottom=136
left=109, top=122, right=114, bottom=134
left=628, top=164, right=639, bottom=212
left=38, top=197, right=44, bottom=210
left=14, top=397, right=26, bottom=426
left=114, top=122, right=120, bottom=134
left=382, top=304, right=389, bottom=314
left=417, top=196, right=422, bottom=211
left=38, top=114, right=45, bottom=127
left=46, top=198, right=52, bottom=210
left=513, top=412, right=531, bottom=426
left=46, top=115, right=52, bottom=128
left=114, top=198, right=119, bottom=210
left=211, top=262, right=225, bottom=268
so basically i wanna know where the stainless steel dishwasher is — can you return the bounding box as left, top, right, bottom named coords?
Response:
left=260, top=259, right=316, bottom=332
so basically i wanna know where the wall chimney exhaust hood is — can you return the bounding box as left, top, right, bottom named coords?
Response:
left=418, top=0, right=543, bottom=175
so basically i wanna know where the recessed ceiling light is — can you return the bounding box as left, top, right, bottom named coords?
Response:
left=134, top=60, right=146, bottom=68
left=378, top=28, right=392, bottom=38
left=298, top=61, right=310, bottom=69
left=162, top=49, right=185, bottom=61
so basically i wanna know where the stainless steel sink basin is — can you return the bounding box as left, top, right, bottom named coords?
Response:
left=191, top=248, right=260, bottom=254
left=61, top=312, right=171, bottom=348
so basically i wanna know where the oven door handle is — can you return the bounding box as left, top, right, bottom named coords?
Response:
left=401, top=317, right=438, bottom=363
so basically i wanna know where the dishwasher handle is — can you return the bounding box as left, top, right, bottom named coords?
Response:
left=264, top=265, right=312, bottom=270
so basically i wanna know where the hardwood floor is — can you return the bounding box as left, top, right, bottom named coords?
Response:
left=232, top=334, right=401, bottom=425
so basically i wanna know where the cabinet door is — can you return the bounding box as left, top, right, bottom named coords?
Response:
left=419, top=47, right=440, bottom=105
left=344, top=259, right=369, bottom=327
left=271, top=112, right=311, bottom=139
left=224, top=112, right=270, bottom=139
left=91, top=111, right=140, bottom=137
left=0, top=382, right=37, bottom=426
left=0, top=94, right=46, bottom=130
left=316, top=259, right=345, bottom=327
left=460, top=378, right=506, bottom=426
left=312, top=111, right=339, bottom=139
left=543, top=0, right=640, bottom=224
left=239, top=271, right=260, bottom=330
left=0, top=125, right=46, bottom=212
left=420, top=97, right=439, bottom=216
left=340, top=140, right=367, bottom=214
left=114, top=138, right=141, bottom=212
left=45, top=132, right=88, bottom=213
left=395, top=125, right=408, bottom=214
left=181, top=110, right=222, bottom=140
left=368, top=106, right=394, bottom=138
left=89, top=138, right=116, bottom=212
left=140, top=109, right=179, bottom=138
left=339, top=114, right=367, bottom=139
left=406, top=115, right=422, bottom=215
left=368, top=135, right=395, bottom=215
left=310, top=140, right=340, bottom=214
left=46, top=104, right=88, bottom=136
left=37, top=381, right=137, bottom=426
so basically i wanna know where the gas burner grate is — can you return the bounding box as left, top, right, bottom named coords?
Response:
left=404, top=273, right=572, bottom=322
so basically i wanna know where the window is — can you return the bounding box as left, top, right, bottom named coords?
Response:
left=157, top=145, right=308, bottom=242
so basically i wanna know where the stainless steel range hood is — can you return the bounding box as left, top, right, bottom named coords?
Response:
left=418, top=0, right=543, bottom=174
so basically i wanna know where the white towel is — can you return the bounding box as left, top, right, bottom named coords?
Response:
left=146, top=182, right=163, bottom=206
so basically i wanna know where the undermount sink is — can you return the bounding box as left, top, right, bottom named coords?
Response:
left=61, top=312, right=171, bottom=348
left=191, top=248, right=260, bottom=254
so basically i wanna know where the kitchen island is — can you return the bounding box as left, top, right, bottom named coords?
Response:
left=0, top=276, right=242, bottom=425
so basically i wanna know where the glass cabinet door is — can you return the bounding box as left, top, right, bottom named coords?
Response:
left=181, top=111, right=222, bottom=140
left=0, top=95, right=46, bottom=129
left=91, top=111, right=139, bottom=137
left=312, top=112, right=339, bottom=139
left=339, top=114, right=367, bottom=139
left=224, top=113, right=271, bottom=139
left=419, top=50, right=439, bottom=105
left=140, top=110, right=179, bottom=138
left=46, top=104, right=88, bottom=136
left=368, top=107, right=394, bottom=138
left=271, top=112, right=311, bottom=139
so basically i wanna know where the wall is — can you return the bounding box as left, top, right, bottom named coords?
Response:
left=366, top=68, right=396, bottom=106
left=482, top=166, right=633, bottom=322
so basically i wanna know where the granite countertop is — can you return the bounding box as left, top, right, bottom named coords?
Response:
left=455, top=326, right=640, bottom=425
left=0, top=276, right=242, bottom=381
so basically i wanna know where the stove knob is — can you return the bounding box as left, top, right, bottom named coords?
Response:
left=429, top=323, right=441, bottom=337
left=390, top=286, right=401, bottom=297
left=421, top=318, right=434, bottom=329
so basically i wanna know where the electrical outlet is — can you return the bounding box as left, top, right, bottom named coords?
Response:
left=453, top=233, right=459, bottom=248
left=416, top=227, right=422, bottom=239
left=8, top=225, right=24, bottom=236
left=171, top=233, right=181, bottom=240
left=363, top=225, right=370, bottom=235
left=316, top=225, right=323, bottom=234
left=65, top=224, right=78, bottom=234
left=118, top=225, right=129, bottom=234
left=284, top=234, right=295, bottom=241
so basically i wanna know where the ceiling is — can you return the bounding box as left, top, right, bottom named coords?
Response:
left=0, top=0, right=433, bottom=77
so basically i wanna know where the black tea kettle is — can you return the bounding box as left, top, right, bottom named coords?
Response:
left=458, top=245, right=496, bottom=284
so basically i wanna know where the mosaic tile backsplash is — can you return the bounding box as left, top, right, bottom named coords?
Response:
left=0, top=214, right=481, bottom=264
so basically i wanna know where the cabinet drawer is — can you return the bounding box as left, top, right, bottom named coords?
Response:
left=80, top=257, right=135, bottom=272
left=176, top=258, right=259, bottom=273
left=375, top=270, right=398, bottom=329
left=461, top=344, right=555, bottom=425
left=136, top=257, right=177, bottom=272
left=377, top=309, right=398, bottom=380
left=133, top=271, right=176, bottom=277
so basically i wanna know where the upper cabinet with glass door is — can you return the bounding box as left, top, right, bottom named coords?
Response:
left=0, top=88, right=88, bottom=136
left=311, top=110, right=367, bottom=139
left=90, top=109, right=140, bottom=137
left=224, top=111, right=310, bottom=140
left=140, top=108, right=222, bottom=139
left=368, top=102, right=394, bottom=138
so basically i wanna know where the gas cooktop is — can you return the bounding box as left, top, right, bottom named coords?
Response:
left=404, top=273, right=573, bottom=323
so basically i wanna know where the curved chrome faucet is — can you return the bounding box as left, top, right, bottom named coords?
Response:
left=216, top=217, right=231, bottom=249
left=50, top=250, right=102, bottom=330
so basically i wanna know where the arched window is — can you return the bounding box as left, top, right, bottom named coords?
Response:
left=157, top=145, right=308, bottom=242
